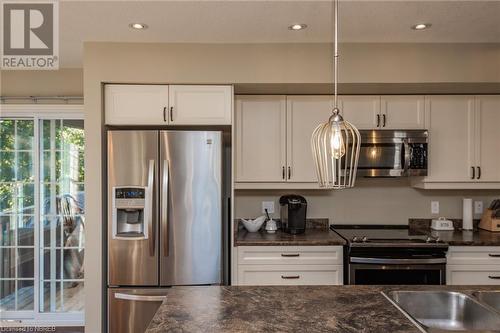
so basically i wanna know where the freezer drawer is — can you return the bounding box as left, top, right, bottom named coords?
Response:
left=108, top=288, right=168, bottom=333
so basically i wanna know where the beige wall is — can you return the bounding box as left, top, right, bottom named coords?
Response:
left=0, top=68, right=83, bottom=96
left=82, top=41, right=500, bottom=332
left=235, top=180, right=499, bottom=223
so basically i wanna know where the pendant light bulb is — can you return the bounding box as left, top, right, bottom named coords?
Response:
left=330, top=123, right=345, bottom=159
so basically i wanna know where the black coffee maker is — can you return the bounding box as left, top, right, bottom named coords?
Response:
left=279, top=195, right=307, bottom=234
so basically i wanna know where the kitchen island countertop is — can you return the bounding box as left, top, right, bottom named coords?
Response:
left=145, top=285, right=499, bottom=333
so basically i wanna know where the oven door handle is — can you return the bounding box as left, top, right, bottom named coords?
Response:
left=350, top=257, right=446, bottom=264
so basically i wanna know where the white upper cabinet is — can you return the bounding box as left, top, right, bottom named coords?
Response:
left=168, top=85, right=232, bottom=125
left=105, top=84, right=232, bottom=125
left=475, top=96, right=500, bottom=182
left=425, top=95, right=475, bottom=182
left=286, top=96, right=333, bottom=182
left=105, top=84, right=169, bottom=125
left=235, top=96, right=287, bottom=182
left=340, top=95, right=425, bottom=129
left=381, top=95, right=426, bottom=129
left=340, top=96, right=380, bottom=129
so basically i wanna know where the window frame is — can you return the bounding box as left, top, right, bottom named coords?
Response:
left=1, top=104, right=84, bottom=326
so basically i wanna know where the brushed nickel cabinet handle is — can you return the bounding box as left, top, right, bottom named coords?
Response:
left=376, top=114, right=380, bottom=127
left=281, top=253, right=300, bottom=257
left=477, top=166, right=481, bottom=180
left=169, top=106, right=174, bottom=122
left=488, top=275, right=500, bottom=280
left=488, top=254, right=500, bottom=257
left=163, top=107, right=167, bottom=122
left=382, top=114, right=386, bottom=127
left=281, top=275, right=300, bottom=279
left=471, top=166, right=475, bottom=180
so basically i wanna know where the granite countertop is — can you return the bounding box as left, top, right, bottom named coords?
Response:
left=235, top=218, right=346, bottom=246
left=410, top=219, right=500, bottom=246
left=145, top=285, right=499, bottom=333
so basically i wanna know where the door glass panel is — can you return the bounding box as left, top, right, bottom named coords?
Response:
left=39, top=119, right=85, bottom=313
left=0, top=116, right=85, bottom=320
left=0, top=119, right=35, bottom=312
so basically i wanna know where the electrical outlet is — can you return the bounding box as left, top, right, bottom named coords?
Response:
left=262, top=201, right=275, bottom=214
left=431, top=201, right=440, bottom=215
left=474, top=201, right=484, bottom=215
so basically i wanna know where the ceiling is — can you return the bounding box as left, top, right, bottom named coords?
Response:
left=59, top=0, right=500, bottom=67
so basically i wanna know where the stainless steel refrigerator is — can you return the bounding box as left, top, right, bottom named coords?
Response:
left=106, top=130, right=225, bottom=333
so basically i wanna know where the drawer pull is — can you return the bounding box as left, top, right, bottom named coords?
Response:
left=488, top=254, right=500, bottom=257
left=281, top=275, right=300, bottom=279
left=281, top=253, right=300, bottom=257
left=488, top=275, right=500, bottom=280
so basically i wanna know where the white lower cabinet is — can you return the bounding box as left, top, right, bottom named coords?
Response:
left=235, top=246, right=343, bottom=286
left=446, top=246, right=500, bottom=285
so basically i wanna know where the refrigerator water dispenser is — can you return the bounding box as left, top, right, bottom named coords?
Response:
left=112, top=186, right=149, bottom=239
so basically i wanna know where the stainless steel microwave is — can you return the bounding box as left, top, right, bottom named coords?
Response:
left=357, top=130, right=428, bottom=177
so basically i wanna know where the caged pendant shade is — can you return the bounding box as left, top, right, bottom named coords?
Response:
left=310, top=0, right=361, bottom=189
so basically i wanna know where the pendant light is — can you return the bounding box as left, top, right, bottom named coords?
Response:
left=311, top=0, right=361, bottom=189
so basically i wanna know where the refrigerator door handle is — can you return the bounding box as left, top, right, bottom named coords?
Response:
left=115, top=293, right=166, bottom=302
left=162, top=159, right=170, bottom=257
left=147, top=159, right=155, bottom=256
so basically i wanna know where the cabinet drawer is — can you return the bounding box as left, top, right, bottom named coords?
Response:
left=447, top=246, right=500, bottom=265
left=237, top=264, right=343, bottom=286
left=447, top=265, right=500, bottom=285
left=238, top=246, right=343, bottom=266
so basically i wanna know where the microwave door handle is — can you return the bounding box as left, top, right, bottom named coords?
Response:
left=402, top=140, right=410, bottom=176
left=162, top=160, right=170, bottom=257
left=147, top=160, right=155, bottom=256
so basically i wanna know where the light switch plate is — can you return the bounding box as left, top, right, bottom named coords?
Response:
left=262, top=201, right=275, bottom=214
left=431, top=201, right=440, bottom=215
left=474, top=201, right=484, bottom=215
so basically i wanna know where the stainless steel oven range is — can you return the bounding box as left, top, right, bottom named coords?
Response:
left=331, top=225, right=448, bottom=285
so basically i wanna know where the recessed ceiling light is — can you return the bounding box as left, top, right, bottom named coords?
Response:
left=288, top=24, right=307, bottom=31
left=412, top=23, right=431, bottom=30
left=129, top=23, right=148, bottom=30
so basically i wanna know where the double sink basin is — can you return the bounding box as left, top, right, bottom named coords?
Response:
left=384, top=290, right=500, bottom=332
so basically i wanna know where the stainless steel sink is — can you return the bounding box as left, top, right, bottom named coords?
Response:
left=473, top=292, right=500, bottom=314
left=385, top=291, right=500, bottom=332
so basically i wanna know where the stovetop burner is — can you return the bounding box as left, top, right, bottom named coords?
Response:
left=331, top=224, right=447, bottom=248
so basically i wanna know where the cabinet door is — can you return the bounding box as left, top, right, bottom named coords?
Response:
left=286, top=96, right=333, bottom=182
left=381, top=95, right=425, bottom=129
left=339, top=96, right=380, bottom=129
left=169, top=85, right=232, bottom=125
left=447, top=265, right=500, bottom=285
left=237, top=264, right=343, bottom=286
left=235, top=96, right=287, bottom=182
left=475, top=96, right=500, bottom=182
left=426, top=96, right=475, bottom=182
left=105, top=84, right=169, bottom=125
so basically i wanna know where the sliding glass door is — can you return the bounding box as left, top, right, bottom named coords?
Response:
left=0, top=107, right=84, bottom=325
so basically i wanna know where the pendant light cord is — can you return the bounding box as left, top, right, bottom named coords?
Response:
left=333, top=0, right=339, bottom=112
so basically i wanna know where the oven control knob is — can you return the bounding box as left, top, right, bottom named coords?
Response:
left=352, top=236, right=359, bottom=243
left=426, top=237, right=432, bottom=243
left=435, top=237, right=441, bottom=243
left=362, top=236, right=368, bottom=242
